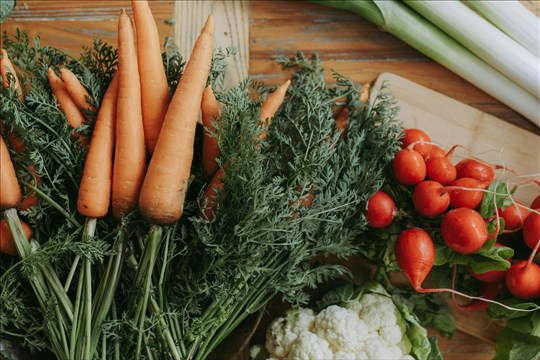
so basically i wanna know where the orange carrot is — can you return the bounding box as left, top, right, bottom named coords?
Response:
left=131, top=0, right=170, bottom=155
left=335, top=106, right=348, bottom=139
left=0, top=219, right=32, bottom=256
left=0, top=136, right=22, bottom=209
left=198, top=167, right=225, bottom=220
left=78, top=73, right=119, bottom=218
left=201, top=85, right=221, bottom=180
left=0, top=49, right=23, bottom=101
left=48, top=68, right=86, bottom=129
left=139, top=15, right=215, bottom=225
left=259, top=79, right=290, bottom=141
left=60, top=67, right=97, bottom=119
left=360, top=82, right=370, bottom=109
left=112, top=10, right=147, bottom=221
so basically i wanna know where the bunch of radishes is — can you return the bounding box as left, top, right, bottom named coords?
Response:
left=365, top=128, right=540, bottom=309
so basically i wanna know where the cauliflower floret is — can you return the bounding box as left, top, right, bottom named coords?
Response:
left=334, top=350, right=358, bottom=360
left=379, top=323, right=403, bottom=346
left=314, top=305, right=369, bottom=352
left=265, top=308, right=316, bottom=358
left=364, top=338, right=403, bottom=359
left=286, top=331, right=333, bottom=360
left=357, top=294, right=399, bottom=331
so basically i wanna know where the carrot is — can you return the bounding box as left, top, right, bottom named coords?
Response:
left=335, top=106, right=348, bottom=139
left=0, top=49, right=23, bottom=101
left=131, top=0, right=170, bottom=155
left=78, top=73, right=119, bottom=218
left=198, top=167, right=225, bottom=220
left=47, top=68, right=86, bottom=129
left=260, top=79, right=291, bottom=141
left=0, top=219, right=32, bottom=256
left=359, top=82, right=370, bottom=109
left=0, top=136, right=22, bottom=209
left=201, top=85, right=221, bottom=180
left=139, top=15, right=215, bottom=225
left=112, top=9, right=147, bottom=221
left=60, top=67, right=97, bottom=119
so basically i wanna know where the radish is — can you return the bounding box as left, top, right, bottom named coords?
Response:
left=395, top=227, right=436, bottom=289
left=426, top=145, right=447, bottom=159
left=498, top=202, right=529, bottom=230
left=522, top=209, right=540, bottom=250
left=441, top=207, right=488, bottom=254
left=505, top=260, right=540, bottom=300
left=401, top=128, right=432, bottom=158
left=455, top=158, right=495, bottom=183
left=531, top=195, right=540, bottom=209
left=469, top=242, right=511, bottom=283
left=445, top=177, right=489, bottom=209
left=426, top=155, right=457, bottom=186
left=365, top=190, right=396, bottom=228
left=392, top=148, right=426, bottom=186
left=412, top=180, right=450, bottom=217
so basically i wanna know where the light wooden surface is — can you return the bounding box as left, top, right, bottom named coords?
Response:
left=3, top=1, right=539, bottom=358
left=174, top=1, right=249, bottom=90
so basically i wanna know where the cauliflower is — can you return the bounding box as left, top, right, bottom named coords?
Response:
left=314, top=305, right=369, bottom=352
left=285, top=332, right=333, bottom=360
left=256, top=286, right=424, bottom=360
left=265, top=308, right=316, bottom=358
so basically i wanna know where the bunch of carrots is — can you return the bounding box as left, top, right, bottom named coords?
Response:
left=1, top=1, right=292, bottom=358
left=363, top=127, right=540, bottom=311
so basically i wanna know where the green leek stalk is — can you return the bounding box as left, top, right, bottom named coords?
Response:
left=467, top=0, right=540, bottom=57
left=315, top=0, right=540, bottom=128
left=405, top=0, right=540, bottom=99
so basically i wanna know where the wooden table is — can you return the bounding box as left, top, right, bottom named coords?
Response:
left=2, top=1, right=539, bottom=359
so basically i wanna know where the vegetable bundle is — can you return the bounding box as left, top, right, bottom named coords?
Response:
left=359, top=127, right=540, bottom=360
left=0, top=2, right=402, bottom=359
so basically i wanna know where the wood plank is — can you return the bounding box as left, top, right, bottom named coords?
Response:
left=174, top=1, right=249, bottom=90
left=2, top=1, right=175, bottom=54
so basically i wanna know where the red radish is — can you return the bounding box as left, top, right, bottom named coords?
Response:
left=412, top=180, right=450, bottom=217
left=401, top=128, right=432, bottom=158
left=522, top=209, right=540, bottom=250
left=392, top=148, right=426, bottom=186
left=505, top=260, right=540, bottom=300
left=425, top=155, right=457, bottom=186
left=455, top=158, right=495, bottom=183
left=531, top=195, right=540, bottom=210
left=469, top=242, right=511, bottom=283
left=426, top=145, right=447, bottom=159
left=365, top=190, right=396, bottom=228
left=445, top=177, right=488, bottom=209
left=395, top=227, right=435, bottom=289
left=499, top=202, right=529, bottom=230
left=0, top=219, right=32, bottom=256
left=441, top=207, right=488, bottom=254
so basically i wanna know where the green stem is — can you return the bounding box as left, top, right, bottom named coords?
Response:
left=82, top=217, right=96, bottom=360
left=70, top=266, right=84, bottom=360
left=19, top=180, right=81, bottom=227
left=64, top=255, right=80, bottom=291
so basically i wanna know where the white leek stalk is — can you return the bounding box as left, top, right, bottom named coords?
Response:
left=314, top=0, right=540, bottom=128
left=467, top=0, right=540, bottom=57
left=405, top=0, right=540, bottom=100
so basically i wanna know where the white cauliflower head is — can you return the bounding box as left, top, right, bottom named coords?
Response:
left=265, top=308, right=316, bottom=359
left=314, top=305, right=369, bottom=352
left=285, top=331, right=333, bottom=360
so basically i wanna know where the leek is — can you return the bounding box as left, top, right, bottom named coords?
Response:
left=314, top=0, right=540, bottom=128
left=405, top=0, right=540, bottom=99
left=467, top=0, right=540, bottom=57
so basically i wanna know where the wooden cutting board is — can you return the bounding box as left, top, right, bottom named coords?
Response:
left=372, top=72, right=540, bottom=203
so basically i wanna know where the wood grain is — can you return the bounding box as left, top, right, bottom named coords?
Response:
left=174, top=1, right=249, bottom=90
